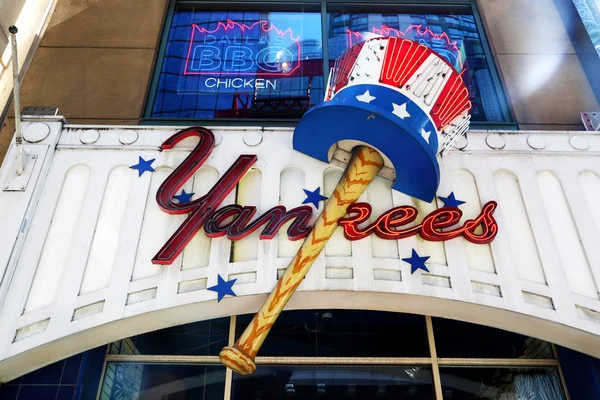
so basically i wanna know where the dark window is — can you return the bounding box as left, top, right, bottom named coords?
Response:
left=236, top=310, right=429, bottom=357
left=432, top=317, right=555, bottom=359
left=100, top=363, right=226, bottom=400
left=326, top=5, right=505, bottom=122
left=0, top=346, right=107, bottom=400
left=573, top=0, right=600, bottom=58
left=109, top=317, right=230, bottom=356
left=151, top=5, right=323, bottom=120
left=148, top=1, right=510, bottom=123
left=232, top=365, right=434, bottom=399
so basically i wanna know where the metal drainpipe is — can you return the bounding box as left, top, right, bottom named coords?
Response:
left=9, top=25, right=23, bottom=176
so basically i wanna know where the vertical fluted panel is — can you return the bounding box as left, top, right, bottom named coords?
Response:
left=233, top=169, right=262, bottom=262
left=367, top=176, right=399, bottom=258
left=132, top=168, right=184, bottom=280
left=494, top=170, right=546, bottom=284
left=578, top=171, right=600, bottom=243
left=412, top=198, right=446, bottom=264
left=451, top=169, right=495, bottom=273
left=323, top=167, right=352, bottom=256
left=537, top=171, right=598, bottom=299
left=278, top=167, right=305, bottom=257
left=25, top=165, right=91, bottom=312
left=182, top=167, right=219, bottom=270
left=80, top=167, right=133, bottom=294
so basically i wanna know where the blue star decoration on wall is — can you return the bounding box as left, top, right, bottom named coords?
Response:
left=438, top=192, right=466, bottom=208
left=207, top=275, right=237, bottom=302
left=303, top=187, right=328, bottom=208
left=173, top=189, right=194, bottom=203
left=402, top=249, right=430, bottom=274
left=129, top=156, right=155, bottom=177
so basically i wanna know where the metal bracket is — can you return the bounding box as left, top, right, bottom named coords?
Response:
left=581, top=112, right=600, bottom=131
left=22, top=106, right=59, bottom=116
left=3, top=153, right=37, bottom=191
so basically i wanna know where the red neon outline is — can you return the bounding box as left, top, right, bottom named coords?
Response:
left=380, top=37, right=432, bottom=88
left=331, top=41, right=366, bottom=94
left=203, top=204, right=313, bottom=241
left=152, top=127, right=257, bottom=265
left=430, top=68, right=472, bottom=130
left=347, top=24, right=464, bottom=70
left=338, top=202, right=498, bottom=244
left=184, top=19, right=302, bottom=77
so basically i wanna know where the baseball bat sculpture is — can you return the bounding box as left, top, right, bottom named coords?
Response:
left=220, top=146, right=383, bottom=374
left=220, top=36, right=473, bottom=374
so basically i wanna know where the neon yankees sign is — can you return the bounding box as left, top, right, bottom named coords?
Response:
left=152, top=127, right=498, bottom=265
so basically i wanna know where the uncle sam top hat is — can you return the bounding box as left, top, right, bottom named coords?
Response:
left=293, top=36, right=472, bottom=202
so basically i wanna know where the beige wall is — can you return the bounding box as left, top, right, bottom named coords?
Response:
left=2, top=0, right=600, bottom=163
left=477, top=0, right=600, bottom=130
left=21, top=0, right=167, bottom=123
left=0, top=0, right=167, bottom=161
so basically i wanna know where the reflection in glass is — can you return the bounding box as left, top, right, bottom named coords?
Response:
left=109, top=318, right=229, bottom=356
left=100, top=363, right=226, bottom=400
left=236, top=310, right=429, bottom=357
left=432, top=317, right=554, bottom=359
left=152, top=4, right=508, bottom=122
left=440, top=367, right=564, bottom=399
left=573, top=0, right=600, bottom=58
left=326, top=8, right=505, bottom=122
left=232, top=366, right=434, bottom=399
left=152, top=8, right=323, bottom=119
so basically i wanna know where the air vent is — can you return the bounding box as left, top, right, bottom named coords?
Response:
left=22, top=106, right=59, bottom=116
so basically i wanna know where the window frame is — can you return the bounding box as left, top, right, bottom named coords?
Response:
left=142, top=0, right=515, bottom=129
left=98, top=314, right=570, bottom=400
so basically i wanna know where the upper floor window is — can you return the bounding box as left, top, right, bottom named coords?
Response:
left=147, top=1, right=511, bottom=123
left=572, top=0, right=600, bottom=58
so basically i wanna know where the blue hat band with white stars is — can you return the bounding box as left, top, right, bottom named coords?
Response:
left=333, top=84, right=439, bottom=155
left=294, top=83, right=441, bottom=202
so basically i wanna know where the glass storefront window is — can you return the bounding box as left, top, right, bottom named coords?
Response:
left=148, top=2, right=510, bottom=123
left=432, top=317, right=555, bottom=359
left=326, top=5, right=504, bottom=122
left=232, top=365, right=434, bottom=399
left=109, top=317, right=230, bottom=356
left=236, top=310, right=429, bottom=357
left=572, top=0, right=600, bottom=58
left=151, top=5, right=323, bottom=119
left=89, top=311, right=568, bottom=399
left=440, top=367, right=565, bottom=399
left=99, top=363, right=226, bottom=400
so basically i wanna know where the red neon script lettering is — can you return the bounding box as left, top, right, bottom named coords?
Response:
left=339, top=202, right=498, bottom=244
left=154, top=128, right=499, bottom=265
left=153, top=128, right=313, bottom=265
left=153, top=127, right=256, bottom=264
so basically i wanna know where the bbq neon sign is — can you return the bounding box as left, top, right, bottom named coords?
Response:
left=184, top=19, right=301, bottom=77
left=152, top=127, right=498, bottom=265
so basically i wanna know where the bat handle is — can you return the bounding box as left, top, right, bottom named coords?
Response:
left=220, top=146, right=384, bottom=374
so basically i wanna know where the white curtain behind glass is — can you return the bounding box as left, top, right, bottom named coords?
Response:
left=514, top=374, right=564, bottom=400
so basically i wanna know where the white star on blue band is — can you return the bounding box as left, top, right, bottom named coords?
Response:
left=356, top=90, right=376, bottom=103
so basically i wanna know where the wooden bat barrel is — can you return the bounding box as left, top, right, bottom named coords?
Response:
left=220, top=146, right=384, bottom=374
